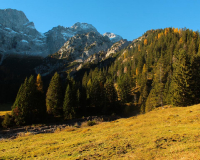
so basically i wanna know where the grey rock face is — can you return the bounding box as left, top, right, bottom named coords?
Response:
left=106, top=39, right=131, bottom=57
left=71, top=22, right=99, bottom=34
left=57, top=31, right=112, bottom=60
left=35, top=32, right=114, bottom=76
left=45, top=26, right=72, bottom=56
left=0, top=9, right=29, bottom=32
left=103, top=32, right=123, bottom=43
left=0, top=9, right=48, bottom=57
left=45, top=23, right=100, bottom=57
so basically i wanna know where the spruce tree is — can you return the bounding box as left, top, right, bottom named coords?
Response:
left=170, top=49, right=195, bottom=106
left=63, top=85, right=75, bottom=119
left=46, top=72, right=62, bottom=117
left=12, top=75, right=36, bottom=125
left=145, top=55, right=165, bottom=112
left=104, top=79, right=118, bottom=114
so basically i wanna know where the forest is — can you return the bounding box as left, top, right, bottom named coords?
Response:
left=2, top=27, right=200, bottom=127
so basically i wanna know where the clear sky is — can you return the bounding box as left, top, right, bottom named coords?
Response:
left=1, top=0, right=200, bottom=41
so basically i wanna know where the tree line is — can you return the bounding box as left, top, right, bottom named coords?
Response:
left=3, top=27, right=200, bottom=127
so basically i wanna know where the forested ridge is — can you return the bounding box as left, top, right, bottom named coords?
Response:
left=2, top=27, right=200, bottom=127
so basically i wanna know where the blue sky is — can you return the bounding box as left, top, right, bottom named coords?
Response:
left=1, top=0, right=200, bottom=41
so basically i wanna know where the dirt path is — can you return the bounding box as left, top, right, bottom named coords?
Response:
left=0, top=115, right=119, bottom=140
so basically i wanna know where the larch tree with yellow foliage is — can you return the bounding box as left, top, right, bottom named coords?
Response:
left=173, top=28, right=179, bottom=33
left=35, top=74, right=46, bottom=122
left=144, top=39, right=148, bottom=45
left=36, top=74, right=43, bottom=93
left=193, top=31, right=197, bottom=40
left=138, top=44, right=141, bottom=52
left=158, top=33, right=163, bottom=39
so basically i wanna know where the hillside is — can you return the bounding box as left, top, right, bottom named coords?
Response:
left=1, top=104, right=200, bottom=159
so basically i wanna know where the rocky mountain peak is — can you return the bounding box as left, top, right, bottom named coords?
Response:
left=56, top=31, right=112, bottom=60
left=71, top=22, right=99, bottom=34
left=103, top=32, right=123, bottom=43
left=0, top=9, right=29, bottom=31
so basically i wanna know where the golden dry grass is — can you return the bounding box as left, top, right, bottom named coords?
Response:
left=1, top=104, right=200, bottom=159
left=0, top=103, right=12, bottom=117
left=0, top=111, right=11, bottom=117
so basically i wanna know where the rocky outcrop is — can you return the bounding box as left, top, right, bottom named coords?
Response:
left=106, top=39, right=131, bottom=57
left=103, top=32, right=123, bottom=43
left=0, top=9, right=48, bottom=57
left=35, top=32, right=112, bottom=76
left=56, top=31, right=112, bottom=60
left=45, top=22, right=100, bottom=57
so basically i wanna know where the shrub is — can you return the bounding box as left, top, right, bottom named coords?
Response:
left=2, top=113, right=11, bottom=128
left=87, top=120, right=96, bottom=126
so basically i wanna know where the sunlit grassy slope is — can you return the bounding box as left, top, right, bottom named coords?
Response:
left=1, top=104, right=200, bottom=159
left=0, top=103, right=12, bottom=116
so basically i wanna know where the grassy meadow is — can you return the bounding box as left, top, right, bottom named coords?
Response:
left=1, top=104, right=200, bottom=159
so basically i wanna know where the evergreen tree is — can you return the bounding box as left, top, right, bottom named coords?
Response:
left=12, top=75, right=36, bottom=125
left=46, top=72, right=62, bottom=117
left=63, top=85, right=75, bottom=119
left=170, top=49, right=195, bottom=106
left=89, top=78, right=105, bottom=114
left=145, top=55, right=165, bottom=112
left=104, top=79, right=118, bottom=114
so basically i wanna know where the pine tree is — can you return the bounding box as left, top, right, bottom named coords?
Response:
left=46, top=72, right=62, bottom=117
left=89, top=78, right=105, bottom=113
left=138, top=64, right=148, bottom=113
left=145, top=55, right=165, bottom=112
left=12, top=75, right=36, bottom=125
left=63, top=85, right=75, bottom=119
left=170, top=49, right=195, bottom=106
left=104, top=79, right=118, bottom=114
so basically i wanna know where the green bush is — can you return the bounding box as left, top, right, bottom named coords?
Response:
left=87, top=120, right=96, bottom=126
left=2, top=113, right=11, bottom=128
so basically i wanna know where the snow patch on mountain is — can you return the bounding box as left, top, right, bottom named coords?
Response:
left=71, top=22, right=99, bottom=34
left=103, top=32, right=123, bottom=43
left=21, top=39, right=29, bottom=43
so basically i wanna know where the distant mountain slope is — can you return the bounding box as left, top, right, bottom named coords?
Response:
left=103, top=27, right=200, bottom=113
left=35, top=37, right=130, bottom=76
left=103, top=32, right=123, bottom=43
left=1, top=104, right=200, bottom=159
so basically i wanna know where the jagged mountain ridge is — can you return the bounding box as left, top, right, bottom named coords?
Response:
left=0, top=8, right=124, bottom=59
left=103, top=32, right=123, bottom=43
left=57, top=31, right=112, bottom=60
left=35, top=36, right=130, bottom=76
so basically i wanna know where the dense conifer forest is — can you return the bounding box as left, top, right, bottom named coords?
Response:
left=2, top=27, right=200, bottom=127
